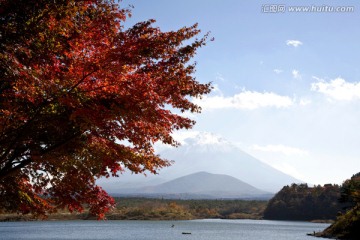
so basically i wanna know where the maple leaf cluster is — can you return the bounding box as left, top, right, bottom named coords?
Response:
left=0, top=0, right=211, bottom=219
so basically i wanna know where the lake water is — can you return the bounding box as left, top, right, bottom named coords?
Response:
left=0, top=219, right=329, bottom=240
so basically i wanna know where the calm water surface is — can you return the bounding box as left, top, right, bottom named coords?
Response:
left=0, top=219, right=328, bottom=240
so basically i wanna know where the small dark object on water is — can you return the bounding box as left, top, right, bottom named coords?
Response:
left=182, top=232, right=191, bottom=235
left=306, top=231, right=316, bottom=237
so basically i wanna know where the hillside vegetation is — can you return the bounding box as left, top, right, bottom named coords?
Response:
left=263, top=183, right=345, bottom=221
left=0, top=198, right=267, bottom=221
left=110, top=198, right=267, bottom=220
left=318, top=173, right=360, bottom=239
left=263, top=173, right=360, bottom=239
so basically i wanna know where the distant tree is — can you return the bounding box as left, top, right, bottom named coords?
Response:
left=0, top=0, right=211, bottom=219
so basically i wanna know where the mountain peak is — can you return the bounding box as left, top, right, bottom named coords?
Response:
left=177, top=131, right=237, bottom=153
left=101, top=131, right=303, bottom=193
left=188, top=132, right=228, bottom=145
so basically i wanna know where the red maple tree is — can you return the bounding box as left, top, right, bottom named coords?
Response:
left=0, top=0, right=211, bottom=219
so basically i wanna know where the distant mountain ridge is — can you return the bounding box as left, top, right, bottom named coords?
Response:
left=109, top=172, right=273, bottom=199
left=156, top=132, right=303, bottom=192
left=98, top=132, right=303, bottom=195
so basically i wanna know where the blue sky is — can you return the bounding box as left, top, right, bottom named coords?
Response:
left=121, top=0, right=360, bottom=185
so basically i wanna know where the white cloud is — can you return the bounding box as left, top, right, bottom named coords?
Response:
left=193, top=90, right=294, bottom=110
left=273, top=69, right=283, bottom=74
left=292, top=69, right=301, bottom=79
left=286, top=40, right=303, bottom=47
left=171, top=130, right=200, bottom=145
left=154, top=130, right=202, bottom=152
left=191, top=132, right=226, bottom=146
left=311, top=77, right=360, bottom=101
left=299, top=98, right=311, bottom=106
left=170, top=131, right=231, bottom=147
left=251, top=144, right=309, bottom=156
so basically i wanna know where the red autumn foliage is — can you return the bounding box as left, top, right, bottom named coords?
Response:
left=0, top=0, right=211, bottom=219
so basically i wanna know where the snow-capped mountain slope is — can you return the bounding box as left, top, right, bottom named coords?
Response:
left=98, top=132, right=303, bottom=194
left=155, top=132, right=303, bottom=192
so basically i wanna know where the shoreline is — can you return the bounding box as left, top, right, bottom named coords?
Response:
left=0, top=212, right=333, bottom=223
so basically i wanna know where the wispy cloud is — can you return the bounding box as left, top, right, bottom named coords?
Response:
left=311, top=77, right=360, bottom=101
left=216, top=73, right=225, bottom=82
left=193, top=90, right=294, bottom=110
left=251, top=144, right=309, bottom=156
left=286, top=40, right=303, bottom=47
left=292, top=69, right=301, bottom=79
left=273, top=69, right=283, bottom=74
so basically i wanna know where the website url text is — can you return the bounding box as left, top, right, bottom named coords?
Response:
left=262, top=5, right=355, bottom=13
